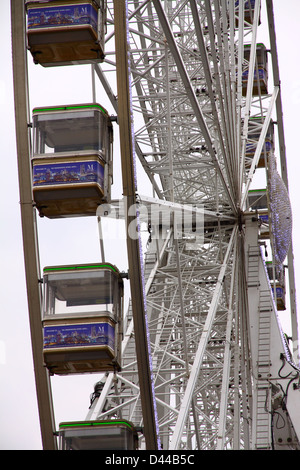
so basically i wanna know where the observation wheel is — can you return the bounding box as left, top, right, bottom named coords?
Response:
left=88, top=0, right=300, bottom=450
left=11, top=0, right=300, bottom=451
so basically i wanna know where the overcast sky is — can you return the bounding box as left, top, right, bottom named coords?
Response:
left=1, top=0, right=300, bottom=450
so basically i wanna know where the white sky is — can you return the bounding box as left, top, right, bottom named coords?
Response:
left=1, top=0, right=300, bottom=450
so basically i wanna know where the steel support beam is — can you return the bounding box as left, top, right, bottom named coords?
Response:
left=241, top=86, right=279, bottom=208
left=10, top=0, right=57, bottom=450
left=169, top=224, right=238, bottom=449
left=152, top=0, right=237, bottom=214
left=266, top=0, right=299, bottom=365
left=239, top=0, right=261, bottom=191
left=113, top=0, right=160, bottom=450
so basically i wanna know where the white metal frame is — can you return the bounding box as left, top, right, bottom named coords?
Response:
left=92, top=0, right=299, bottom=449
left=11, top=0, right=300, bottom=450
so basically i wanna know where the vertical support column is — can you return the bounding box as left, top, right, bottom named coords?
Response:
left=11, top=0, right=57, bottom=449
left=266, top=0, right=299, bottom=365
left=113, top=0, right=159, bottom=450
left=245, top=217, right=273, bottom=449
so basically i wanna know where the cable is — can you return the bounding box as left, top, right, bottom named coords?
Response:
left=278, top=353, right=293, bottom=379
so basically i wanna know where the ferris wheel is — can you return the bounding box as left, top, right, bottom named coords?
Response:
left=11, top=0, right=300, bottom=450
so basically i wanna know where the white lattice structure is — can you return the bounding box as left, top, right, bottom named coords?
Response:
left=11, top=0, right=300, bottom=450
left=87, top=0, right=300, bottom=450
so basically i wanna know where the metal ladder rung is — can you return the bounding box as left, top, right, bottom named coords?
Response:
left=247, top=249, right=273, bottom=448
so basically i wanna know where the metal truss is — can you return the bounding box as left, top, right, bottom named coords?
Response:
left=11, top=0, right=300, bottom=450
left=87, top=0, right=300, bottom=450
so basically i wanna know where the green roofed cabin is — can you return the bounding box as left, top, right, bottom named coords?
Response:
left=58, top=420, right=139, bottom=450
left=42, top=263, right=123, bottom=375
left=26, top=0, right=106, bottom=66
left=31, top=103, right=113, bottom=218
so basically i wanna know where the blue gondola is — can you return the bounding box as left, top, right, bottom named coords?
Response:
left=31, top=103, right=113, bottom=218
left=42, top=263, right=123, bottom=374
left=242, top=43, right=268, bottom=96
left=266, top=262, right=286, bottom=311
left=235, top=1, right=261, bottom=26
left=246, top=117, right=274, bottom=168
left=26, top=0, right=106, bottom=66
